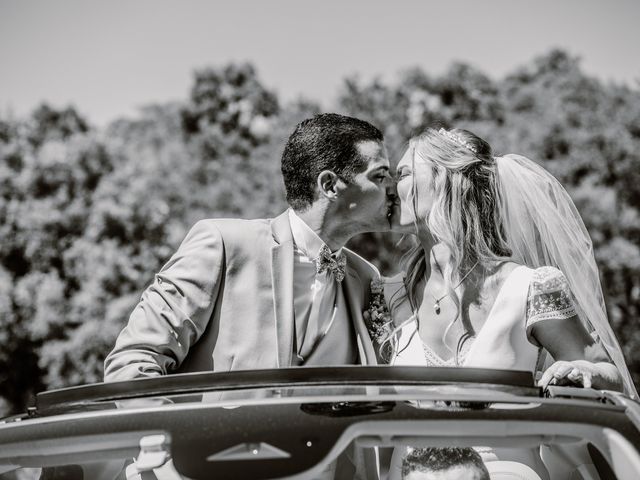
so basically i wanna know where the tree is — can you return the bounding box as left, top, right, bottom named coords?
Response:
left=2, top=53, right=640, bottom=414
left=0, top=106, right=112, bottom=411
left=337, top=49, right=640, bottom=388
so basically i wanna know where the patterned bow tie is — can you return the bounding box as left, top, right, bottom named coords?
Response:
left=314, top=245, right=347, bottom=282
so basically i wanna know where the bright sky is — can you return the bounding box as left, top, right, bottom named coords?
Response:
left=1, top=0, right=638, bottom=126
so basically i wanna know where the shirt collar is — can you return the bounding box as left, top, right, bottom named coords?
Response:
left=288, top=209, right=342, bottom=259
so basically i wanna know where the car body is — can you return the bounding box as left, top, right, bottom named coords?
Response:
left=1, top=366, right=640, bottom=479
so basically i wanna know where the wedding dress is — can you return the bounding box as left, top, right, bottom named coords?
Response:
left=382, top=265, right=576, bottom=375
left=380, top=265, right=575, bottom=480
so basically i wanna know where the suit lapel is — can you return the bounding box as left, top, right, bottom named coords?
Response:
left=342, top=261, right=378, bottom=365
left=270, top=211, right=295, bottom=368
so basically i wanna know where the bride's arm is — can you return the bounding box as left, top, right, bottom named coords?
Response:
left=532, top=316, right=623, bottom=392
left=526, top=266, right=623, bottom=392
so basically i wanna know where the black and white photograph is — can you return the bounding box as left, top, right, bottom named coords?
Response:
left=1, top=1, right=640, bottom=479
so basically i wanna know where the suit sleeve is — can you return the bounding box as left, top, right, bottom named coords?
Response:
left=103, top=220, right=225, bottom=381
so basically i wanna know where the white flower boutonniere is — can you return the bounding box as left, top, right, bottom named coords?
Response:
left=363, top=278, right=393, bottom=344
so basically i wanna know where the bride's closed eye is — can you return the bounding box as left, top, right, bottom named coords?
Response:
left=396, top=167, right=411, bottom=180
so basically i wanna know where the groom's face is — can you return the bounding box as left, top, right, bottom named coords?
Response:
left=336, top=140, right=394, bottom=232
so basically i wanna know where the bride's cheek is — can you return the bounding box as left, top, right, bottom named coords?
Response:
left=400, top=203, right=416, bottom=225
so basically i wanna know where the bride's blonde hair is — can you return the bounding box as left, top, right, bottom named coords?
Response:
left=382, top=128, right=512, bottom=362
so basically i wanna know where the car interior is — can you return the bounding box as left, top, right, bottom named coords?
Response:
left=1, top=410, right=640, bottom=479
left=1, top=367, right=639, bottom=480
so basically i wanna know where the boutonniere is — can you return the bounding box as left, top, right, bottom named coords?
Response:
left=363, top=278, right=394, bottom=344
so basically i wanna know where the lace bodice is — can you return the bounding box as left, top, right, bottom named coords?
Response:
left=421, top=337, right=472, bottom=367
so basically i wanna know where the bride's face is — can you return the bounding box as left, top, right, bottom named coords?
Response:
left=393, top=147, right=435, bottom=233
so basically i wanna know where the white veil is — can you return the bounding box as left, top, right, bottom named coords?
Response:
left=495, top=154, right=637, bottom=398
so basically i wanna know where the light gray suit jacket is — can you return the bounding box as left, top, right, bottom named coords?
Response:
left=104, top=211, right=379, bottom=381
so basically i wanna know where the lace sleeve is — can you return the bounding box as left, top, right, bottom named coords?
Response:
left=525, top=266, right=578, bottom=347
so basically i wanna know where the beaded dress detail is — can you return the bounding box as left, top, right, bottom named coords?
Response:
left=421, top=338, right=472, bottom=367
left=525, top=266, right=577, bottom=343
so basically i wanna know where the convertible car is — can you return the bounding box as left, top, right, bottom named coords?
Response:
left=1, top=366, right=639, bottom=479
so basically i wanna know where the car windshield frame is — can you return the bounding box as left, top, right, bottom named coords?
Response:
left=32, top=366, right=539, bottom=415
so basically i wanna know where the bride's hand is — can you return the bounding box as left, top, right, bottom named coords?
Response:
left=538, top=360, right=597, bottom=390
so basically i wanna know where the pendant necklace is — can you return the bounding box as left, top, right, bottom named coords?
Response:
left=430, top=261, right=479, bottom=315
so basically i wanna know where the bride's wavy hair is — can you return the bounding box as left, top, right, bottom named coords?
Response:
left=381, top=128, right=512, bottom=362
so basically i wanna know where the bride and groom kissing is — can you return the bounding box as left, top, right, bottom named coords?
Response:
left=104, top=112, right=636, bottom=399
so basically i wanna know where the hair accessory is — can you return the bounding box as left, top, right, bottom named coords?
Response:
left=438, top=128, right=478, bottom=154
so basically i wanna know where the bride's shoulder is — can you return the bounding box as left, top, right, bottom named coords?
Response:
left=368, top=273, right=412, bottom=322
left=372, top=273, right=406, bottom=299
left=529, top=265, right=570, bottom=293
left=497, top=263, right=566, bottom=286
left=369, top=272, right=403, bottom=287
left=380, top=272, right=405, bottom=286
left=492, top=264, right=570, bottom=299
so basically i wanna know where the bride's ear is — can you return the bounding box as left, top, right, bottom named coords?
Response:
left=317, top=170, right=341, bottom=201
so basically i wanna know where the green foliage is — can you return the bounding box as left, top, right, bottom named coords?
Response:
left=1, top=53, right=639, bottom=415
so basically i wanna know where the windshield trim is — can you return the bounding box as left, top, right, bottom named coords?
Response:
left=35, top=366, right=537, bottom=412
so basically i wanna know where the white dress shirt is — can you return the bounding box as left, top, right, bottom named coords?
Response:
left=288, top=209, right=342, bottom=361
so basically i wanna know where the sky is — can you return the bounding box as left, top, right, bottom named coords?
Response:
left=1, top=0, right=638, bottom=126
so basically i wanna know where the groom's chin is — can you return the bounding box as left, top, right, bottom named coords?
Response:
left=381, top=212, right=395, bottom=232
left=386, top=212, right=402, bottom=233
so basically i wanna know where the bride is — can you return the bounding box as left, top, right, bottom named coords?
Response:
left=368, top=127, right=637, bottom=479
left=367, top=126, right=636, bottom=395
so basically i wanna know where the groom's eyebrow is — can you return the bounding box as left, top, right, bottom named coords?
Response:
left=370, top=166, right=389, bottom=174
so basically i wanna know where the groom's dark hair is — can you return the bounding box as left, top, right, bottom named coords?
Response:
left=281, top=113, right=383, bottom=211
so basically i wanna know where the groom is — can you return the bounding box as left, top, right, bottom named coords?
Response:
left=104, top=113, right=394, bottom=381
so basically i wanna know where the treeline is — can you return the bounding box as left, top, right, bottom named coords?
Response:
left=1, top=50, right=639, bottom=414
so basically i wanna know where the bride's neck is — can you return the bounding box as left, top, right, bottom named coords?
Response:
left=417, top=231, right=449, bottom=282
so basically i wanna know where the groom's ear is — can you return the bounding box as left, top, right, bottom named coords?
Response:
left=317, top=170, right=341, bottom=200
